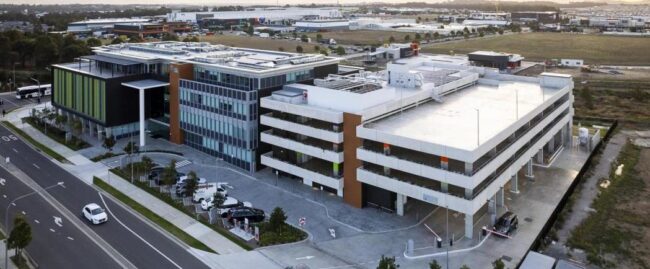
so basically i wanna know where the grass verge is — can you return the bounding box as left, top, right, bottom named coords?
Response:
left=23, top=117, right=90, bottom=151
left=567, top=142, right=644, bottom=267
left=108, top=169, right=254, bottom=250
left=93, top=176, right=216, bottom=253
left=1, top=121, right=68, bottom=163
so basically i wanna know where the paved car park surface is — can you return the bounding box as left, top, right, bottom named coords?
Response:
left=0, top=92, right=50, bottom=114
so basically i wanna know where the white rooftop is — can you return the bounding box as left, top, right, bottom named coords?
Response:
left=92, top=41, right=339, bottom=74
left=363, top=78, right=565, bottom=151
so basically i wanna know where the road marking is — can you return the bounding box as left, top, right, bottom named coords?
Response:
left=67, top=237, right=74, bottom=241
left=11, top=202, right=16, bottom=206
left=49, top=228, right=55, bottom=232
left=0, top=178, right=5, bottom=186
left=53, top=216, right=63, bottom=227
left=33, top=164, right=40, bottom=169
left=12, top=148, right=18, bottom=153
left=21, top=211, right=26, bottom=215
left=34, top=219, right=40, bottom=224
left=2, top=195, right=6, bottom=199
left=296, top=256, right=315, bottom=260
left=98, top=192, right=182, bottom=269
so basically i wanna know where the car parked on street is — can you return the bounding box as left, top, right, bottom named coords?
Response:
left=222, top=207, right=265, bottom=223
left=82, top=203, right=108, bottom=225
left=494, top=211, right=518, bottom=236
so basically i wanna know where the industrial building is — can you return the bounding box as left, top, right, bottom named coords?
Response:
left=259, top=54, right=574, bottom=239
left=511, top=11, right=559, bottom=23
left=51, top=42, right=340, bottom=172
left=294, top=19, right=350, bottom=32
left=166, top=7, right=342, bottom=24
left=112, top=22, right=192, bottom=38
left=67, top=18, right=150, bottom=35
left=468, top=51, right=524, bottom=71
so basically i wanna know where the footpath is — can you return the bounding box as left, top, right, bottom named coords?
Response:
left=2, top=104, right=247, bottom=267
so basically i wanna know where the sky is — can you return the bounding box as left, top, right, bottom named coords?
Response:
left=0, top=0, right=646, bottom=5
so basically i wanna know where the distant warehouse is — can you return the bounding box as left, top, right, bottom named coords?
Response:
left=468, top=51, right=524, bottom=71
left=294, top=19, right=350, bottom=32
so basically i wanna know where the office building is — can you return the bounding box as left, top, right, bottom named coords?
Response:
left=468, top=51, right=524, bottom=70
left=51, top=41, right=340, bottom=172
left=260, top=54, right=574, bottom=239
left=67, top=18, right=150, bottom=35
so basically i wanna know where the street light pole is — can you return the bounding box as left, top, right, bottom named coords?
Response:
left=5, top=182, right=64, bottom=269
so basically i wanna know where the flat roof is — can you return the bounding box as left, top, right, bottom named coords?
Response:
left=363, top=79, right=563, bottom=151
left=520, top=251, right=556, bottom=269
left=82, top=54, right=140, bottom=66
left=122, top=79, right=170, bottom=90
left=92, top=41, right=339, bottom=74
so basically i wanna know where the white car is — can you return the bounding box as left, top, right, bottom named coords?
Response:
left=82, top=203, right=108, bottom=224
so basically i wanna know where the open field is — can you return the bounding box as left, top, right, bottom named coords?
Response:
left=307, top=30, right=414, bottom=45
left=422, top=32, right=650, bottom=65
left=199, top=34, right=319, bottom=53
left=572, top=79, right=650, bottom=124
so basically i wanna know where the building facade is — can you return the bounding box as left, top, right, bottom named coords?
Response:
left=52, top=42, right=340, bottom=172
left=260, top=54, right=574, bottom=239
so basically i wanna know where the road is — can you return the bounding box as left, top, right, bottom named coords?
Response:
left=0, top=166, right=120, bottom=268
left=0, top=125, right=210, bottom=269
left=0, top=92, right=51, bottom=115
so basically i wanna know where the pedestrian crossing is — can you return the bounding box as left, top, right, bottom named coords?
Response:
left=175, top=160, right=192, bottom=169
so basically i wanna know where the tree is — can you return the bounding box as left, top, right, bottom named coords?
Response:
left=183, top=171, right=199, bottom=197
left=54, top=114, right=67, bottom=129
left=424, top=32, right=431, bottom=41
left=141, top=156, right=154, bottom=175
left=102, top=136, right=116, bottom=152
left=336, top=46, right=346, bottom=56
left=111, top=37, right=124, bottom=44
left=429, top=260, right=442, bottom=269
left=377, top=255, right=399, bottom=269
left=129, top=35, right=145, bottom=43
left=388, top=35, right=395, bottom=43
left=581, top=86, right=594, bottom=110
left=296, top=45, right=303, bottom=53
left=61, top=44, right=88, bottom=62
left=404, top=35, right=411, bottom=42
left=300, top=34, right=309, bottom=42
left=124, top=141, right=139, bottom=154
left=246, top=25, right=255, bottom=36
left=414, top=33, right=421, bottom=40
left=433, top=32, right=440, bottom=40
left=316, top=33, right=323, bottom=42
left=268, top=207, right=287, bottom=232
left=492, top=259, right=505, bottom=269
left=161, top=159, right=178, bottom=186
left=162, top=33, right=179, bottom=41
left=7, top=215, right=32, bottom=260
left=86, top=37, right=102, bottom=47
left=34, top=35, right=59, bottom=68
left=498, top=29, right=504, bottom=35
left=314, top=45, right=320, bottom=51
left=212, top=192, right=226, bottom=209
left=319, top=49, right=329, bottom=56
left=278, top=47, right=285, bottom=52
left=460, top=265, right=470, bottom=269
left=70, top=118, right=82, bottom=138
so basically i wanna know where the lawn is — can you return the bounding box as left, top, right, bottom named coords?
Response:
left=422, top=32, right=650, bottom=65
left=306, top=30, right=414, bottom=46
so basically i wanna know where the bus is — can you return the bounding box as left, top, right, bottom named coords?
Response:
left=16, top=84, right=51, bottom=99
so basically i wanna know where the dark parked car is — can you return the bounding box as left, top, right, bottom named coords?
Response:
left=222, top=207, right=265, bottom=223
left=147, top=166, right=164, bottom=180
left=494, top=211, right=518, bottom=236
left=154, top=171, right=185, bottom=186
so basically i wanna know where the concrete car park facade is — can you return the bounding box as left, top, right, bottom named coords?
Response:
left=260, top=54, right=574, bottom=239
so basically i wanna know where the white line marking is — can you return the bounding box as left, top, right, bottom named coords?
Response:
left=34, top=219, right=40, bottom=224
left=67, top=237, right=74, bottom=241
left=11, top=202, right=16, bottom=206
left=49, top=228, right=55, bottom=232
left=98, top=192, right=182, bottom=269
left=2, top=195, right=6, bottom=199
left=0, top=178, right=5, bottom=186
left=12, top=148, right=18, bottom=153
left=21, top=211, right=26, bottom=215
left=33, top=164, right=40, bottom=169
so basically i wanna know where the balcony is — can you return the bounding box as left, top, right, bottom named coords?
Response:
left=261, top=112, right=343, bottom=143
left=261, top=129, right=344, bottom=163
left=261, top=152, right=342, bottom=191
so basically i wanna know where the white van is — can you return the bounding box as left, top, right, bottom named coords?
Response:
left=192, top=183, right=227, bottom=203
left=201, top=196, right=252, bottom=212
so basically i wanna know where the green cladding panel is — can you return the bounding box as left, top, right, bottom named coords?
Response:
left=53, top=68, right=106, bottom=123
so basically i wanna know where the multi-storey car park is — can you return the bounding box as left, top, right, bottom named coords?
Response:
left=260, top=54, right=574, bottom=239
left=51, top=41, right=341, bottom=172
